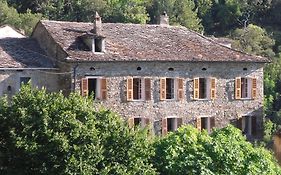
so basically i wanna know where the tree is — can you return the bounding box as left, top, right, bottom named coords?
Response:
left=148, top=0, right=203, bottom=32
left=0, top=85, right=156, bottom=174
left=230, top=24, right=275, bottom=57
left=151, top=125, right=281, bottom=174
left=0, top=0, right=41, bottom=35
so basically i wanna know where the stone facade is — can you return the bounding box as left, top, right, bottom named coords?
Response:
left=0, top=70, right=60, bottom=96
left=72, top=61, right=264, bottom=137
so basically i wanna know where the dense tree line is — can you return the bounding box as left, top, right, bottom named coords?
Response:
left=0, top=86, right=280, bottom=174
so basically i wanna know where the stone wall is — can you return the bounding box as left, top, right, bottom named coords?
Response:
left=0, top=69, right=60, bottom=96
left=72, top=61, right=265, bottom=136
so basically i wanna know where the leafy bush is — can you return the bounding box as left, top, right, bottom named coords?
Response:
left=0, top=85, right=156, bottom=174
left=151, top=125, right=281, bottom=175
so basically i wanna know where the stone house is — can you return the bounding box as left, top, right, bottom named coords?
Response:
left=0, top=25, right=59, bottom=98
left=1, top=13, right=269, bottom=137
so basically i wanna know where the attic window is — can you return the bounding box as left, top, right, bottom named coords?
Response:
left=202, top=68, right=207, bottom=71
left=168, top=67, right=174, bottom=71
left=243, top=68, right=248, bottom=71
left=94, top=38, right=103, bottom=52
left=90, top=67, right=95, bottom=71
left=137, top=67, right=142, bottom=71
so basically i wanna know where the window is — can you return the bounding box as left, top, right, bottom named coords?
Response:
left=194, top=78, right=216, bottom=100
left=196, top=116, right=215, bottom=133
left=91, top=37, right=105, bottom=53
left=133, top=78, right=144, bottom=100
left=127, top=77, right=151, bottom=101
left=160, top=78, right=184, bottom=101
left=235, top=77, right=257, bottom=99
left=94, top=38, right=102, bottom=52
left=20, top=77, right=31, bottom=87
left=81, top=77, right=107, bottom=100
left=235, top=116, right=257, bottom=136
left=166, top=78, right=175, bottom=99
left=162, top=117, right=183, bottom=135
left=128, top=117, right=150, bottom=129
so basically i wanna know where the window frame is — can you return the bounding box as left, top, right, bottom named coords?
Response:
left=20, top=77, right=31, bottom=87
left=83, top=76, right=106, bottom=100
left=194, top=77, right=215, bottom=100
left=196, top=116, right=215, bottom=133
left=132, top=77, right=145, bottom=101
left=165, top=78, right=177, bottom=100
left=240, top=77, right=252, bottom=99
left=166, top=116, right=183, bottom=132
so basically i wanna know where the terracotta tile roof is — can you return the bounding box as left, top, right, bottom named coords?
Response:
left=0, top=37, right=55, bottom=68
left=39, top=20, right=269, bottom=63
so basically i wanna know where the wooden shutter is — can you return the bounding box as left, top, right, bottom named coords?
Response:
left=251, top=116, right=257, bottom=136
left=210, top=78, right=216, bottom=100
left=252, top=78, right=257, bottom=99
left=100, top=78, right=107, bottom=100
left=162, top=118, right=168, bottom=136
left=193, top=78, right=199, bottom=100
left=235, top=77, right=241, bottom=99
left=160, top=78, right=166, bottom=101
left=177, top=78, right=184, bottom=101
left=81, top=78, right=88, bottom=96
left=127, top=77, right=133, bottom=101
left=145, top=78, right=151, bottom=100
left=177, top=118, right=183, bottom=129
left=128, top=117, right=134, bottom=128
left=144, top=117, right=150, bottom=127
left=210, top=117, right=216, bottom=131
left=196, top=117, right=201, bottom=131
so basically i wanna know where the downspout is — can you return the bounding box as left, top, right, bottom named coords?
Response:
left=73, top=64, right=79, bottom=92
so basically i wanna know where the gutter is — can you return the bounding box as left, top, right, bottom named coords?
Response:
left=0, top=68, right=59, bottom=70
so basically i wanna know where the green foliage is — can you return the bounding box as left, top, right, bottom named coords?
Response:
left=0, top=0, right=41, bottom=35
left=148, top=0, right=203, bottom=32
left=151, top=125, right=281, bottom=175
left=230, top=24, right=275, bottom=57
left=0, top=85, right=156, bottom=174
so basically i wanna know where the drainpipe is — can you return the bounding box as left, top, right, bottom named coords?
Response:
left=73, top=64, right=79, bottom=92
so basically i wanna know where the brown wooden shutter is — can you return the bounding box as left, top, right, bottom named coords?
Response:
left=128, top=117, right=134, bottom=128
left=193, top=78, right=199, bottom=100
left=196, top=117, right=201, bottom=131
left=252, top=78, right=257, bottom=99
left=144, top=117, right=150, bottom=126
left=235, top=77, right=241, bottom=99
left=251, top=116, right=257, bottom=136
left=101, top=78, right=107, bottom=100
left=177, top=118, right=183, bottom=129
left=177, top=78, right=184, bottom=101
left=160, top=78, right=166, bottom=101
left=210, top=117, right=216, bottom=131
left=145, top=78, right=151, bottom=100
left=81, top=78, right=88, bottom=96
left=127, top=77, right=133, bottom=101
left=162, top=118, right=168, bottom=136
left=210, top=78, right=216, bottom=100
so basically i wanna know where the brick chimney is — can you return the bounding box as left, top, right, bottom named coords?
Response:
left=159, top=11, right=169, bottom=26
left=93, top=12, right=102, bottom=35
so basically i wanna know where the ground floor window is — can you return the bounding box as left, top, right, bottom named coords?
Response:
left=162, top=117, right=183, bottom=135
left=128, top=117, right=150, bottom=129
left=236, top=116, right=257, bottom=136
left=196, top=116, right=215, bottom=133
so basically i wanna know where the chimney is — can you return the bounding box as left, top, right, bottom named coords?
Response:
left=93, top=12, right=102, bottom=35
left=159, top=11, right=169, bottom=26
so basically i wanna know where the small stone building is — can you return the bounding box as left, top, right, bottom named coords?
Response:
left=0, top=25, right=60, bottom=98
left=26, top=13, right=270, bottom=137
